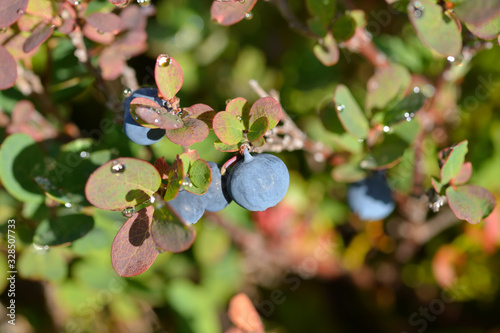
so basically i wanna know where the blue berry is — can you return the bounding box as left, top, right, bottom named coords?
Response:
left=202, top=161, right=232, bottom=212
left=123, top=87, right=165, bottom=145
left=167, top=189, right=205, bottom=224
left=227, top=149, right=289, bottom=211
left=347, top=171, right=395, bottom=221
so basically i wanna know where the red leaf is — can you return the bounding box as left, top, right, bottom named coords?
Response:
left=446, top=185, right=496, bottom=224
left=99, top=46, right=126, bottom=81
left=483, top=207, right=500, bottom=254
left=82, top=23, right=115, bottom=45
left=432, top=245, right=464, bottom=289
left=184, top=103, right=215, bottom=127
left=211, top=0, right=258, bottom=26
left=120, top=4, right=148, bottom=31
left=108, top=0, right=130, bottom=7
left=111, top=206, right=158, bottom=277
left=23, top=23, right=54, bottom=53
left=0, top=46, right=17, bottom=90
left=228, top=293, right=265, bottom=333
left=0, top=0, right=29, bottom=28
left=165, top=118, right=209, bottom=146
left=17, top=13, right=42, bottom=32
left=117, top=30, right=148, bottom=58
left=86, top=12, right=123, bottom=35
left=154, top=54, right=183, bottom=100
left=154, top=157, right=170, bottom=180
left=7, top=100, right=57, bottom=141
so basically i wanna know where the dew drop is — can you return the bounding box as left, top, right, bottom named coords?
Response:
left=17, top=9, right=24, bottom=15
left=74, top=0, right=80, bottom=5
left=137, top=0, right=151, bottom=7
left=122, top=206, right=135, bottom=218
left=158, top=55, right=171, bottom=67
left=357, top=138, right=364, bottom=142
left=406, top=117, right=412, bottom=122
left=413, top=86, right=420, bottom=93
left=239, top=0, right=246, bottom=3
left=65, top=202, right=72, bottom=208
left=149, top=195, right=156, bottom=204
left=80, top=151, right=90, bottom=158
left=447, top=55, right=455, bottom=63
left=116, top=0, right=131, bottom=8
left=236, top=116, right=242, bottom=121
left=413, top=1, right=424, bottom=18
left=123, top=87, right=133, bottom=97
left=336, top=104, right=345, bottom=112
left=111, top=161, right=126, bottom=174
left=97, top=29, right=104, bottom=35
left=383, top=126, right=391, bottom=133
left=404, top=112, right=410, bottom=118
left=244, top=12, right=253, bottom=20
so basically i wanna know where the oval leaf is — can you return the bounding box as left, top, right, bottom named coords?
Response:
left=334, top=84, right=369, bottom=139
left=211, top=0, right=258, bottom=26
left=130, top=97, right=183, bottom=130
left=465, top=14, right=500, bottom=40
left=0, top=46, right=17, bottom=90
left=185, top=159, right=211, bottom=194
left=111, top=206, right=158, bottom=277
left=85, top=157, right=161, bottom=211
left=313, top=33, right=339, bottom=66
left=249, top=96, right=281, bottom=130
left=154, top=54, right=183, bottom=100
left=454, top=0, right=500, bottom=25
left=228, top=293, right=265, bottom=333
left=164, top=158, right=184, bottom=201
left=0, top=133, right=45, bottom=203
left=440, top=140, right=468, bottom=185
left=86, top=12, right=123, bottom=34
left=383, top=92, right=426, bottom=126
left=446, top=185, right=496, bottom=224
left=165, top=118, right=209, bottom=146
left=184, top=103, right=216, bottom=128
left=23, top=23, right=54, bottom=53
left=407, top=0, right=462, bottom=57
left=226, top=97, right=250, bottom=118
left=151, top=202, right=196, bottom=253
left=361, top=134, right=408, bottom=170
left=214, top=140, right=240, bottom=152
left=450, top=161, right=472, bottom=185
left=332, top=15, right=356, bottom=42
left=213, top=111, right=244, bottom=145
left=247, top=116, right=269, bottom=142
left=0, top=0, right=29, bottom=28
left=33, top=214, right=94, bottom=246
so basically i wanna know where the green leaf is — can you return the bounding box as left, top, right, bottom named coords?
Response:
left=18, top=246, right=68, bottom=282
left=213, top=111, right=244, bottom=145
left=0, top=133, right=45, bottom=203
left=453, top=0, right=500, bottom=25
left=165, top=118, right=209, bottom=146
left=130, top=97, right=184, bottom=130
left=383, top=92, right=426, bottom=126
left=365, top=64, right=412, bottom=114
left=440, top=140, right=468, bottom=185
left=313, top=33, right=339, bottom=66
left=332, top=15, right=356, bottom=42
left=247, top=116, right=269, bottom=142
left=333, top=84, right=369, bottom=139
left=164, top=158, right=183, bottom=202
left=185, top=159, right=211, bottom=195
left=306, top=0, right=336, bottom=27
left=85, top=157, right=161, bottom=211
left=249, top=96, right=282, bottom=130
left=111, top=206, right=158, bottom=277
left=226, top=97, right=250, bottom=119
left=213, top=140, right=240, bottom=152
left=361, top=134, right=409, bottom=170
left=407, top=0, right=462, bottom=57
left=446, top=185, right=496, bottom=224
left=432, top=177, right=444, bottom=194
left=151, top=202, right=196, bottom=253
left=451, top=161, right=472, bottom=185
left=33, top=214, right=94, bottom=246
left=154, top=54, right=183, bottom=100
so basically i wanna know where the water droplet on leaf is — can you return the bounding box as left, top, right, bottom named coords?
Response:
left=122, top=206, right=135, bottom=218
left=337, top=104, right=345, bottom=112
left=244, top=12, right=253, bottom=20
left=239, top=0, right=246, bottom=3
left=137, top=0, right=151, bottom=7
left=80, top=151, right=90, bottom=158
left=17, top=9, right=24, bottom=15
left=158, top=55, right=171, bottom=67
left=111, top=161, right=126, bottom=174
left=447, top=56, right=455, bottom=63
left=383, top=126, right=391, bottom=133
left=413, top=86, right=420, bottom=93
left=123, top=88, right=133, bottom=97
left=413, top=1, right=424, bottom=18
left=97, top=29, right=104, bottom=35
left=64, top=202, right=72, bottom=208
left=116, top=0, right=131, bottom=8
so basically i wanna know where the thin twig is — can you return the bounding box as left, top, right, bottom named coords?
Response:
left=267, top=0, right=319, bottom=39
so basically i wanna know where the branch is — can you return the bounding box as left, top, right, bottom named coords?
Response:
left=267, top=0, right=319, bottom=39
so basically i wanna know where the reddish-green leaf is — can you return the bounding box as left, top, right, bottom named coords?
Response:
left=214, top=140, right=241, bottom=152
left=446, top=185, right=496, bottom=224
left=454, top=0, right=500, bottom=25
left=432, top=177, right=445, bottom=194
left=184, top=104, right=215, bottom=128
left=23, top=23, right=54, bottom=53
left=154, top=156, right=169, bottom=180
left=365, top=63, right=411, bottom=114
left=130, top=97, right=183, bottom=130
left=86, top=12, right=123, bottom=35
left=179, top=149, right=200, bottom=170
left=466, top=14, right=500, bottom=40
left=0, top=46, right=17, bottom=90
left=85, top=157, right=161, bottom=211
left=450, top=161, right=472, bottom=185
left=151, top=199, right=196, bottom=252
left=7, top=100, right=57, bottom=141
left=164, top=158, right=183, bottom=201
left=111, top=206, right=158, bottom=277
left=211, top=0, right=258, bottom=26
left=228, top=293, right=265, bottom=333
left=334, top=84, right=369, bottom=139
left=26, top=0, right=64, bottom=21
left=213, top=111, right=244, bottom=145
left=249, top=97, right=281, bottom=130
left=226, top=97, right=251, bottom=118
left=313, top=33, right=339, bottom=66
left=0, top=0, right=29, bottom=28
left=407, top=0, right=462, bottom=57
left=440, top=140, right=468, bottom=185
left=82, top=23, right=115, bottom=45
left=247, top=117, right=268, bottom=142
left=165, top=118, right=209, bottom=146
left=154, top=54, right=183, bottom=100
